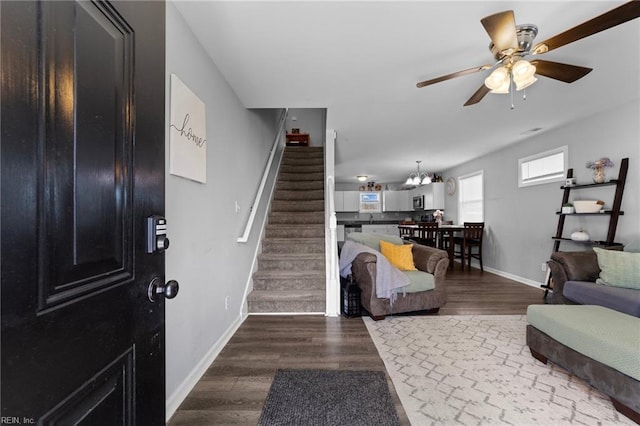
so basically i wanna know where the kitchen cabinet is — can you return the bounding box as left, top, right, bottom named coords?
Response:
left=334, top=191, right=344, bottom=211
left=334, top=191, right=359, bottom=212
left=337, top=224, right=345, bottom=242
left=343, top=191, right=359, bottom=211
left=423, top=182, right=445, bottom=210
left=383, top=190, right=411, bottom=212
left=407, top=183, right=444, bottom=210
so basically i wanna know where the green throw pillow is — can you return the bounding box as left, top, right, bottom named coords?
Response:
left=593, top=247, right=640, bottom=289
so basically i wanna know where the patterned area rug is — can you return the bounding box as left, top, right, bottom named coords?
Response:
left=258, top=369, right=400, bottom=426
left=364, top=315, right=634, bottom=425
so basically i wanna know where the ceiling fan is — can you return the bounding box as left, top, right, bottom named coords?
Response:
left=416, top=1, right=640, bottom=106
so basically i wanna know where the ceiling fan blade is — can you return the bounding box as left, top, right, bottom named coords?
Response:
left=463, top=84, right=491, bottom=106
left=530, top=60, right=592, bottom=83
left=480, top=10, right=519, bottom=53
left=533, top=0, right=640, bottom=54
left=416, top=65, right=492, bottom=88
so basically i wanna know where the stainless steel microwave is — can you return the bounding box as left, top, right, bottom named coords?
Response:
left=412, top=195, right=424, bottom=210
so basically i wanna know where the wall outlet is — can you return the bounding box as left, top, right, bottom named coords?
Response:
left=541, top=263, right=547, bottom=272
left=224, top=296, right=229, bottom=310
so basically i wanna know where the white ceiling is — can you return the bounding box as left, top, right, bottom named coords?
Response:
left=174, top=1, right=640, bottom=184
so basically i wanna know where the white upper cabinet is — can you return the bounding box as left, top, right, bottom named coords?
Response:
left=335, top=191, right=360, bottom=212
left=383, top=190, right=412, bottom=212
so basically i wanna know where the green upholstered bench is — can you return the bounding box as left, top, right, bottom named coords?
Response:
left=526, top=305, right=640, bottom=423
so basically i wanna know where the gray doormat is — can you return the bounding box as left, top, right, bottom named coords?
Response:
left=258, top=369, right=401, bottom=426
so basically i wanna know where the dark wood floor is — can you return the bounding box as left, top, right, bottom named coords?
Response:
left=167, top=267, right=547, bottom=425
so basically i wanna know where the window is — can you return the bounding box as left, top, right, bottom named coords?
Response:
left=458, top=170, right=483, bottom=223
left=518, top=146, right=567, bottom=187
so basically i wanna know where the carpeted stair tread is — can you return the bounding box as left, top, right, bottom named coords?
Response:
left=262, top=238, right=325, bottom=254
left=278, top=172, right=325, bottom=182
left=276, top=180, right=324, bottom=191
left=269, top=211, right=324, bottom=224
left=280, top=164, right=324, bottom=173
left=271, top=199, right=324, bottom=212
left=258, top=253, right=325, bottom=271
left=252, top=270, right=325, bottom=291
left=273, top=189, right=324, bottom=201
left=248, top=290, right=325, bottom=313
left=265, top=224, right=324, bottom=238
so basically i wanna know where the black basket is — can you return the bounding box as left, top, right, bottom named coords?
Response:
left=341, top=275, right=361, bottom=317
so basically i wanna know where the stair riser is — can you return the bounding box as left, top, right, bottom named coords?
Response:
left=258, top=257, right=325, bottom=271
left=252, top=276, right=325, bottom=291
left=281, top=157, right=324, bottom=166
left=269, top=212, right=324, bottom=224
left=271, top=200, right=324, bottom=212
left=283, top=150, right=323, bottom=158
left=274, top=190, right=324, bottom=201
left=265, top=226, right=324, bottom=238
left=248, top=299, right=325, bottom=313
left=278, top=172, right=325, bottom=182
left=276, top=181, right=324, bottom=191
left=262, top=241, right=324, bottom=254
left=280, top=164, right=324, bottom=173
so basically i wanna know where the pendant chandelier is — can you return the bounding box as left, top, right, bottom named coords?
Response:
left=405, top=160, right=431, bottom=186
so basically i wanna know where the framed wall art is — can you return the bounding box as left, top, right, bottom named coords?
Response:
left=169, top=74, right=207, bottom=183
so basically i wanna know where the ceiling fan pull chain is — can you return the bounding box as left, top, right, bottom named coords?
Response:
left=510, top=78, right=515, bottom=110
left=523, top=88, right=527, bottom=101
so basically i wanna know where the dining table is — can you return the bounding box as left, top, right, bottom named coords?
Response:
left=399, top=224, right=465, bottom=270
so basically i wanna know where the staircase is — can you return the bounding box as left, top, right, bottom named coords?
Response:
left=248, top=146, right=326, bottom=313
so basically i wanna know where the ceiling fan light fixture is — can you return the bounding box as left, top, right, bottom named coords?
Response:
left=484, top=66, right=509, bottom=90
left=488, top=74, right=511, bottom=94
left=515, top=75, right=537, bottom=91
left=512, top=59, right=535, bottom=79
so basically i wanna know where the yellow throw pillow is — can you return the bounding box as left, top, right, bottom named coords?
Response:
left=379, top=240, right=417, bottom=271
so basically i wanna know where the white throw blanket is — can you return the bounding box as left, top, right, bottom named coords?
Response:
left=339, top=240, right=410, bottom=301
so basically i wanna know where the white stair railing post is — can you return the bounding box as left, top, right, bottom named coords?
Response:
left=325, top=130, right=340, bottom=316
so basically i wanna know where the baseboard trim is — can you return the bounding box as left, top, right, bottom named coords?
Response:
left=451, top=260, right=544, bottom=290
left=482, top=266, right=544, bottom=290
left=166, top=311, right=248, bottom=422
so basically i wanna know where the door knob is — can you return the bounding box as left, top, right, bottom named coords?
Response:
left=148, top=277, right=179, bottom=302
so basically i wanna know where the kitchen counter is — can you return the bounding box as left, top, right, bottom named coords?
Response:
left=338, top=220, right=403, bottom=225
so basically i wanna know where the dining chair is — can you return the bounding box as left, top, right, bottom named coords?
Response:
left=453, top=222, right=484, bottom=271
left=415, top=222, right=439, bottom=247
left=398, top=225, right=416, bottom=242
left=438, top=220, right=453, bottom=250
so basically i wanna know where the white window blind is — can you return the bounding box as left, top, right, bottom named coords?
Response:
left=518, top=146, right=567, bottom=187
left=458, top=171, right=483, bottom=223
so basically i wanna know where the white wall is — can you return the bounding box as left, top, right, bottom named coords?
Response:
left=285, top=108, right=326, bottom=146
left=165, top=2, right=281, bottom=417
left=443, top=99, right=639, bottom=284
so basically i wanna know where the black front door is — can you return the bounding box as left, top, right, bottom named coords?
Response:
left=1, top=1, right=167, bottom=424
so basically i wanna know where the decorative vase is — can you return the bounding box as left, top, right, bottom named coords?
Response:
left=571, top=230, right=590, bottom=241
left=592, top=166, right=606, bottom=184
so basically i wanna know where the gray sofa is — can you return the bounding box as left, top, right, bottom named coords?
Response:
left=527, top=249, right=640, bottom=423
left=547, top=250, right=640, bottom=316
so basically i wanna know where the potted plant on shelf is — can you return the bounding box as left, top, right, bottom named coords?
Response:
left=562, top=202, right=574, bottom=214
